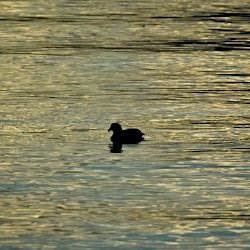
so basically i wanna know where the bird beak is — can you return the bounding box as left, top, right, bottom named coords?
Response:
left=108, top=127, right=111, bottom=132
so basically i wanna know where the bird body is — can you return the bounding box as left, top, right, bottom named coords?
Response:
left=108, top=123, right=144, bottom=144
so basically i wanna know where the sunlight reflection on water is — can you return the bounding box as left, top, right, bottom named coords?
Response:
left=0, top=0, right=249, bottom=249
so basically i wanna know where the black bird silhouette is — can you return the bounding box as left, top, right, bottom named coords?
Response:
left=108, top=123, right=145, bottom=144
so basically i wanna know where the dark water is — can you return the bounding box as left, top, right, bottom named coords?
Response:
left=0, top=1, right=249, bottom=249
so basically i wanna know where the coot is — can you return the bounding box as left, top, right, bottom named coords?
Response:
left=108, top=123, right=145, bottom=144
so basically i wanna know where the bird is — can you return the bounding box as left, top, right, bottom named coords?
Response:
left=108, top=123, right=145, bottom=144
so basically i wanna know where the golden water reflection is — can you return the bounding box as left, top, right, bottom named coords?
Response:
left=0, top=0, right=249, bottom=249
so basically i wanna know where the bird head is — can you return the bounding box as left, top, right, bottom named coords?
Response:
left=108, top=123, right=122, bottom=132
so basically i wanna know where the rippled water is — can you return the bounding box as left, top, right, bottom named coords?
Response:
left=0, top=1, right=249, bottom=249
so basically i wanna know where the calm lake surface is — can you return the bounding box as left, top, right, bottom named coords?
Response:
left=0, top=1, right=249, bottom=249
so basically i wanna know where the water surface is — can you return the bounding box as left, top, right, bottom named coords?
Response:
left=0, top=1, right=249, bottom=249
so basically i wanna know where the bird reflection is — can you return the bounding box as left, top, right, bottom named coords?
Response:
left=109, top=143, right=123, bottom=153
